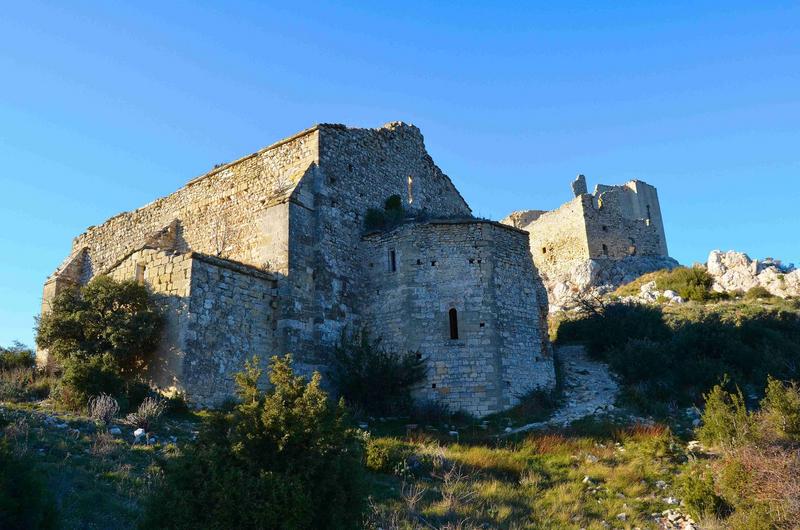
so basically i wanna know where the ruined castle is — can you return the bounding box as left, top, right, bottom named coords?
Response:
left=502, top=175, right=677, bottom=310
left=38, top=122, right=556, bottom=416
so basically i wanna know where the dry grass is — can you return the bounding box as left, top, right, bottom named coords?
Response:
left=367, top=424, right=684, bottom=529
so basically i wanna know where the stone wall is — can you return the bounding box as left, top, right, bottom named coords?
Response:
left=583, top=196, right=665, bottom=259
left=69, top=127, right=318, bottom=278
left=507, top=198, right=590, bottom=278
left=501, top=177, right=672, bottom=311
left=280, top=122, right=475, bottom=369
left=590, top=180, right=668, bottom=256
left=182, top=255, right=278, bottom=406
left=105, top=249, right=278, bottom=406
left=360, top=220, right=554, bottom=416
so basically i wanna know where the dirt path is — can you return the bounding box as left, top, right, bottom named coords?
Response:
left=509, top=344, right=619, bottom=434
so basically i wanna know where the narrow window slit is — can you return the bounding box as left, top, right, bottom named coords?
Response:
left=449, top=308, right=459, bottom=340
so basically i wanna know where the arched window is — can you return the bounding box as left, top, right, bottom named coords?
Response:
left=449, top=308, right=459, bottom=340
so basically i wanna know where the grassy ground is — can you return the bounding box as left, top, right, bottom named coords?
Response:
left=2, top=395, right=693, bottom=530
left=0, top=400, right=202, bottom=529
left=366, top=420, right=690, bottom=529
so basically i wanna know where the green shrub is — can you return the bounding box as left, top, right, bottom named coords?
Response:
left=0, top=343, right=51, bottom=402
left=0, top=440, right=58, bottom=530
left=384, top=194, right=403, bottom=211
left=697, top=380, right=755, bottom=448
left=677, top=461, right=728, bottom=520
left=364, top=208, right=386, bottom=231
left=0, top=368, right=40, bottom=402
left=53, top=354, right=125, bottom=411
left=654, top=266, right=714, bottom=301
left=36, top=276, right=162, bottom=410
left=556, top=301, right=800, bottom=412
left=744, top=286, right=774, bottom=300
left=331, top=330, right=426, bottom=416
left=0, top=342, right=35, bottom=371
left=556, top=302, right=669, bottom=356
left=36, top=275, right=163, bottom=374
left=363, top=194, right=406, bottom=232
left=761, top=376, right=800, bottom=440
left=141, top=355, right=367, bottom=530
left=365, top=437, right=414, bottom=474
left=613, top=266, right=713, bottom=301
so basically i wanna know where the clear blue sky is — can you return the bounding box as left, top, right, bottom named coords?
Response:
left=2, top=1, right=798, bottom=347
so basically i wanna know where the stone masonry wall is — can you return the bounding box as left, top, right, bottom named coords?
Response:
left=279, top=123, right=475, bottom=372
left=182, top=255, right=277, bottom=407
left=507, top=197, right=590, bottom=281
left=582, top=195, right=665, bottom=259
left=501, top=178, right=671, bottom=311
left=106, top=249, right=278, bottom=406
left=69, top=127, right=319, bottom=278
left=360, top=220, right=554, bottom=416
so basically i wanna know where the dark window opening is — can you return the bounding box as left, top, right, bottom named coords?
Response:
left=431, top=260, right=437, bottom=266
left=431, top=383, right=436, bottom=389
left=602, top=225, right=608, bottom=232
left=416, top=259, right=422, bottom=265
left=602, top=244, right=609, bottom=256
left=646, top=204, right=651, bottom=221
left=542, top=247, right=547, bottom=254
left=389, top=249, right=397, bottom=272
left=449, top=308, right=459, bottom=340
left=477, top=259, right=482, bottom=264
left=479, top=322, right=485, bottom=328
left=330, top=176, right=336, bottom=185
left=347, top=164, right=353, bottom=172
left=469, top=258, right=474, bottom=264
left=415, top=352, right=422, bottom=360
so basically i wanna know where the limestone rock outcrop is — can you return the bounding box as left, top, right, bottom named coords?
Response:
left=706, top=250, right=800, bottom=297
left=544, top=256, right=679, bottom=310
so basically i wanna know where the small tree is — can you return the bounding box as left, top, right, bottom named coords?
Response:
left=36, top=275, right=162, bottom=374
left=331, top=329, right=426, bottom=416
left=698, top=377, right=755, bottom=449
left=0, top=342, right=35, bottom=371
left=141, top=355, right=367, bottom=529
left=761, top=376, right=800, bottom=441
left=36, top=276, right=162, bottom=410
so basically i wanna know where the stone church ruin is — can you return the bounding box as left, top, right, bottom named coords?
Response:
left=39, top=122, right=557, bottom=416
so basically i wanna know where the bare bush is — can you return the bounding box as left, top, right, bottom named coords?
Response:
left=402, top=481, right=427, bottom=512
left=87, top=393, right=119, bottom=427
left=123, top=396, right=166, bottom=432
left=4, top=417, right=30, bottom=456
left=438, top=464, right=478, bottom=513
left=723, top=445, right=800, bottom=528
left=91, top=431, right=118, bottom=457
